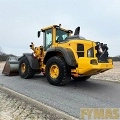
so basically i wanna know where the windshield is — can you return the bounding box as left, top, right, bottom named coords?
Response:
left=56, top=29, right=69, bottom=42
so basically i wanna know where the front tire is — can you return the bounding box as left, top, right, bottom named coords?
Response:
left=19, top=56, right=35, bottom=79
left=45, top=56, right=71, bottom=86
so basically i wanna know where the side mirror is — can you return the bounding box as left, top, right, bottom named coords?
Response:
left=37, top=31, right=41, bottom=38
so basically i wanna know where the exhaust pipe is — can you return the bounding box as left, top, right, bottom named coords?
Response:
left=2, top=56, right=19, bottom=76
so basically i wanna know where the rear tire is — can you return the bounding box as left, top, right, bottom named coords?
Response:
left=45, top=56, right=71, bottom=86
left=19, top=56, right=35, bottom=79
left=72, top=76, right=91, bottom=81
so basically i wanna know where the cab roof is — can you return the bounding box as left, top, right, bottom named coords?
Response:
left=41, top=25, right=73, bottom=33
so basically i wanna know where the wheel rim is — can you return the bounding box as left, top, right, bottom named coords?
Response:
left=50, top=64, right=59, bottom=79
left=21, top=63, right=26, bottom=73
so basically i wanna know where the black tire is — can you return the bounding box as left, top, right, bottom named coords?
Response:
left=72, top=76, right=91, bottom=81
left=19, top=56, right=35, bottom=79
left=45, top=56, right=71, bottom=86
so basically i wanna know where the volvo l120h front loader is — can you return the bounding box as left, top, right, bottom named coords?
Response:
left=2, top=24, right=113, bottom=86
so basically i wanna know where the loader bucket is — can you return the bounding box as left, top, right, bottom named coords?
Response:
left=2, top=56, right=19, bottom=76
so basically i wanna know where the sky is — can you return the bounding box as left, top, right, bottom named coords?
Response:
left=0, top=0, right=120, bottom=57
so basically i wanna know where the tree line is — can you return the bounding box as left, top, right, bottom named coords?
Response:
left=109, top=56, right=120, bottom=61
left=0, top=54, right=16, bottom=61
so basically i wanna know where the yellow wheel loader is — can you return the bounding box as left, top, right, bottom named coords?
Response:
left=2, top=24, right=113, bottom=86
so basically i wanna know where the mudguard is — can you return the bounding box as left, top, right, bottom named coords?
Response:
left=43, top=47, right=77, bottom=67
left=18, top=53, right=39, bottom=70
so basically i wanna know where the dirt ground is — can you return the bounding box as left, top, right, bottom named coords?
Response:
left=0, top=62, right=5, bottom=71
left=0, top=89, right=65, bottom=120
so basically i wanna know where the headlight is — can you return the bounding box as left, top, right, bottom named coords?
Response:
left=87, top=47, right=94, bottom=57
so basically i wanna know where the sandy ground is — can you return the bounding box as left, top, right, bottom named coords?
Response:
left=0, top=89, right=64, bottom=120
left=0, top=61, right=5, bottom=71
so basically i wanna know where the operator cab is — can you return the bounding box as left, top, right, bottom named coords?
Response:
left=38, top=25, right=87, bottom=51
left=38, top=25, right=72, bottom=51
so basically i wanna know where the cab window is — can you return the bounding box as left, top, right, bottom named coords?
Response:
left=44, top=29, right=52, bottom=50
left=56, top=29, right=68, bottom=42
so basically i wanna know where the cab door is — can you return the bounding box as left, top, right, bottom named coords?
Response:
left=43, top=28, right=53, bottom=51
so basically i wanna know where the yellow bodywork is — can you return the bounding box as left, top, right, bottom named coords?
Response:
left=56, top=40, right=113, bottom=76
left=30, top=24, right=113, bottom=77
left=72, top=57, right=113, bottom=76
